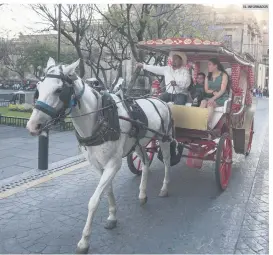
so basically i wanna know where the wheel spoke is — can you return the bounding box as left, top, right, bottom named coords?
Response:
left=220, top=163, right=226, bottom=187
left=218, top=136, right=232, bottom=189
left=137, top=159, right=141, bottom=170
left=225, top=148, right=232, bottom=159
left=128, top=140, right=156, bottom=175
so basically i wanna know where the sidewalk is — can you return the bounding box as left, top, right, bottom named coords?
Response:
left=0, top=126, right=80, bottom=180
left=235, top=128, right=269, bottom=254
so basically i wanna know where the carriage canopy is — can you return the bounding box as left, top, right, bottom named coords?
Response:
left=137, top=38, right=254, bottom=67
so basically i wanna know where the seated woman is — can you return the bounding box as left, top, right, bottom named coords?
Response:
left=200, top=58, right=229, bottom=129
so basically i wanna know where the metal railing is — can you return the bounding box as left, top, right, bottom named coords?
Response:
left=0, top=115, right=74, bottom=131
left=0, top=101, right=10, bottom=107
left=54, top=121, right=74, bottom=131
left=0, top=115, right=29, bottom=127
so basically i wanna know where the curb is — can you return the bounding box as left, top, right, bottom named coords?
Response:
left=0, top=154, right=86, bottom=193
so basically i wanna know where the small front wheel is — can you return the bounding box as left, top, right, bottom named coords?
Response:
left=127, top=140, right=156, bottom=175
left=215, top=133, right=232, bottom=191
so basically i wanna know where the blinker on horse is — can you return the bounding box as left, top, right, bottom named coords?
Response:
left=26, top=57, right=173, bottom=254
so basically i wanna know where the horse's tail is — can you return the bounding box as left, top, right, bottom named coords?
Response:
left=165, top=102, right=174, bottom=139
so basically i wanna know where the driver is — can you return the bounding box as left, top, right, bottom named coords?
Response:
left=136, top=51, right=191, bottom=105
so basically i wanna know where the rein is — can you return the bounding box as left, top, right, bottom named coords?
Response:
left=35, top=65, right=86, bottom=130
left=35, top=69, right=173, bottom=143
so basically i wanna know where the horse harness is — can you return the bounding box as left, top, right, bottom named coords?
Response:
left=75, top=91, right=121, bottom=147
left=34, top=66, right=172, bottom=150
left=34, top=65, right=84, bottom=119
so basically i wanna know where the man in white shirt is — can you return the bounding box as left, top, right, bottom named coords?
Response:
left=136, top=51, right=191, bottom=105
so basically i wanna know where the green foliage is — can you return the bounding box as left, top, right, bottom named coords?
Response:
left=8, top=103, right=33, bottom=112
left=0, top=106, right=32, bottom=118
left=1, top=39, right=78, bottom=79
left=23, top=42, right=77, bottom=76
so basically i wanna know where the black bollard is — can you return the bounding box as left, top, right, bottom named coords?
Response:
left=38, top=129, right=49, bottom=170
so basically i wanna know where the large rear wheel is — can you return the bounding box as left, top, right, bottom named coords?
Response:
left=215, top=133, right=232, bottom=191
left=127, top=140, right=156, bottom=175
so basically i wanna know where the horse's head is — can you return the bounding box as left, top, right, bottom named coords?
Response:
left=26, top=57, right=81, bottom=136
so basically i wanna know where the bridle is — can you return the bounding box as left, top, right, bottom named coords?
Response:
left=34, top=65, right=85, bottom=121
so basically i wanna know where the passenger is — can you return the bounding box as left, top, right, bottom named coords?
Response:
left=200, top=58, right=229, bottom=129
left=136, top=51, right=191, bottom=105
left=188, top=72, right=206, bottom=106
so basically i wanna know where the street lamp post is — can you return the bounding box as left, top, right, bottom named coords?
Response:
left=57, top=4, right=61, bottom=62
left=38, top=4, right=62, bottom=171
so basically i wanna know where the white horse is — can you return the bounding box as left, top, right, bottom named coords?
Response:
left=26, top=57, right=172, bottom=253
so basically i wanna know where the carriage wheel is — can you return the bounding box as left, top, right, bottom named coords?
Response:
left=127, top=140, right=156, bottom=175
left=245, top=120, right=254, bottom=156
left=215, top=133, right=232, bottom=191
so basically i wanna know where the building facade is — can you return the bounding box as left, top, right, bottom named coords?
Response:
left=212, top=6, right=269, bottom=89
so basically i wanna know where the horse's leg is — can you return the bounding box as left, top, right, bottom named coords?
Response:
left=76, top=160, right=121, bottom=254
left=158, top=141, right=171, bottom=197
left=135, top=145, right=149, bottom=205
left=104, top=183, right=117, bottom=229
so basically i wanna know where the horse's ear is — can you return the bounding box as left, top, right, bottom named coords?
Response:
left=63, top=59, right=80, bottom=76
left=46, top=57, right=56, bottom=70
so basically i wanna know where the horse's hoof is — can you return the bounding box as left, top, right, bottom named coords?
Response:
left=159, top=190, right=168, bottom=197
left=104, top=219, right=117, bottom=230
left=139, top=196, right=148, bottom=205
left=76, top=246, right=89, bottom=254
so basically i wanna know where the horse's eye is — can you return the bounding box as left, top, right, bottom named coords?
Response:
left=55, top=88, right=62, bottom=94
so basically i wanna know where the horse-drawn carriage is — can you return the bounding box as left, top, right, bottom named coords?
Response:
left=127, top=38, right=255, bottom=191
left=27, top=42, right=256, bottom=252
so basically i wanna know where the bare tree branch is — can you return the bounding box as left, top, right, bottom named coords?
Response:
left=30, top=4, right=94, bottom=78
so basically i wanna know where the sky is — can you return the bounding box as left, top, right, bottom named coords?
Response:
left=0, top=4, right=106, bottom=38
left=0, top=4, right=269, bottom=38
left=0, top=5, right=43, bottom=37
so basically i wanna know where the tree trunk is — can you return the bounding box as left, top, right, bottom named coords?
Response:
left=126, top=48, right=146, bottom=95
left=89, top=64, right=104, bottom=85
left=126, top=67, right=141, bottom=95
left=101, top=69, right=107, bottom=88
left=111, top=63, right=123, bottom=90
left=75, top=46, right=85, bottom=78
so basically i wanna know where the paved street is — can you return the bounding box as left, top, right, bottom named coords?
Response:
left=0, top=98, right=268, bottom=254
left=0, top=127, right=80, bottom=180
